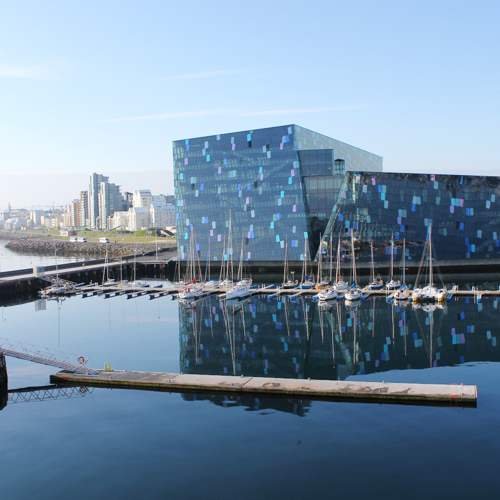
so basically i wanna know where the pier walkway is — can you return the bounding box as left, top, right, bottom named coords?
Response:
left=0, top=338, right=98, bottom=375
left=51, top=370, right=477, bottom=407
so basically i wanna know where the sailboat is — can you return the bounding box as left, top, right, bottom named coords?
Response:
left=204, top=237, right=220, bottom=290
left=225, top=236, right=253, bottom=300
left=299, top=239, right=315, bottom=289
left=412, top=225, right=447, bottom=304
left=220, top=215, right=235, bottom=288
left=367, top=240, right=384, bottom=290
left=282, top=240, right=298, bottom=289
left=391, top=239, right=411, bottom=301
left=333, top=237, right=350, bottom=295
left=316, top=236, right=338, bottom=302
left=178, top=231, right=205, bottom=301
left=344, top=230, right=362, bottom=302
left=316, top=235, right=330, bottom=289
left=386, top=234, right=401, bottom=290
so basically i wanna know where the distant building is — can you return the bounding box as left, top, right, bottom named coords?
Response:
left=88, top=173, right=108, bottom=229
left=127, top=207, right=150, bottom=231
left=69, top=199, right=81, bottom=227
left=29, top=210, right=44, bottom=227
left=133, top=190, right=153, bottom=209
left=98, top=181, right=123, bottom=230
left=79, top=191, right=89, bottom=228
left=124, top=192, right=134, bottom=209
left=111, top=210, right=129, bottom=231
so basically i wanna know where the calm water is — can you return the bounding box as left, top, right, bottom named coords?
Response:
left=1, top=292, right=500, bottom=499
left=0, top=240, right=83, bottom=272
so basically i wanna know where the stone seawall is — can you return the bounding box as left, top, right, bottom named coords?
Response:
left=5, top=238, right=176, bottom=258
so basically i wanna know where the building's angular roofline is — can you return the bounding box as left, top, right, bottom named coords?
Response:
left=173, top=124, right=296, bottom=143
left=293, top=124, right=383, bottom=161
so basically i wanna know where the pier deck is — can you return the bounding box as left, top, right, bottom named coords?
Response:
left=51, top=370, right=477, bottom=406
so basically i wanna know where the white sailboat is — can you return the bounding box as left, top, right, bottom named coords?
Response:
left=282, top=239, right=298, bottom=289
left=225, top=236, right=253, bottom=300
left=317, top=235, right=338, bottom=302
left=367, top=240, right=384, bottom=290
left=386, top=234, right=401, bottom=291
left=333, top=237, right=350, bottom=295
left=203, top=236, right=220, bottom=290
left=178, top=232, right=205, bottom=301
left=391, top=239, right=411, bottom=301
left=412, top=225, right=447, bottom=304
left=299, top=239, right=315, bottom=289
left=345, top=231, right=362, bottom=302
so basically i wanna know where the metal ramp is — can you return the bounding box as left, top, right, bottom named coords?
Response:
left=0, top=337, right=98, bottom=375
left=8, top=385, right=93, bottom=404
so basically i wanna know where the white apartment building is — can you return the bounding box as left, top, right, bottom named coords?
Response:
left=110, top=211, right=130, bottom=230
left=133, top=190, right=153, bottom=209
left=127, top=207, right=150, bottom=231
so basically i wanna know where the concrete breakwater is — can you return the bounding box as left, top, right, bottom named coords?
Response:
left=5, top=238, right=176, bottom=258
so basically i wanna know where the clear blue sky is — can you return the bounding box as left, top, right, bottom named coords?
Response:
left=1, top=0, right=499, bottom=207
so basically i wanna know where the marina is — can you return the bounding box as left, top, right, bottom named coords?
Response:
left=1, top=272, right=500, bottom=499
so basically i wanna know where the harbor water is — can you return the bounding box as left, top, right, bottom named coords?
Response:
left=1, top=291, right=500, bottom=498
left=0, top=240, right=82, bottom=272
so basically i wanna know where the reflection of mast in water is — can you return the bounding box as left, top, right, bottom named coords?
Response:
left=336, top=301, right=343, bottom=342
left=302, top=298, right=311, bottom=341
left=429, top=308, right=433, bottom=368
left=221, top=301, right=237, bottom=376
left=318, top=304, right=326, bottom=343
left=391, top=302, right=396, bottom=343
left=371, top=296, right=376, bottom=338
left=283, top=297, right=291, bottom=338
left=402, top=307, right=407, bottom=358
left=352, top=306, right=358, bottom=366
left=329, top=307, right=336, bottom=367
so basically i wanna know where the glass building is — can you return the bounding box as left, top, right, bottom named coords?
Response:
left=173, top=124, right=382, bottom=263
left=173, top=124, right=500, bottom=265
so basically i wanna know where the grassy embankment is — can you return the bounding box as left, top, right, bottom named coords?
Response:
left=16, top=228, right=175, bottom=245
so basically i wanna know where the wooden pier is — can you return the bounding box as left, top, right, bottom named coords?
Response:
left=51, top=370, right=477, bottom=406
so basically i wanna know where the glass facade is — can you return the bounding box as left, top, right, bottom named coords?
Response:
left=322, top=172, right=500, bottom=264
left=173, top=124, right=382, bottom=262
left=174, top=124, right=500, bottom=264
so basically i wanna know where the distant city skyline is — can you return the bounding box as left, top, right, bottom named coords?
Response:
left=1, top=1, right=500, bottom=207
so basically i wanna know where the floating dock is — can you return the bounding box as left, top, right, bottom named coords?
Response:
left=51, top=370, right=477, bottom=407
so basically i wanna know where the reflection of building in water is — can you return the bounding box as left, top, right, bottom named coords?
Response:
left=0, top=354, right=7, bottom=411
left=182, top=393, right=310, bottom=417
left=35, top=299, right=47, bottom=312
left=179, top=296, right=500, bottom=382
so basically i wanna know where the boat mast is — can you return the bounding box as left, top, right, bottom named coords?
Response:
left=316, top=234, right=322, bottom=284
left=429, top=225, right=433, bottom=288
left=336, top=237, right=342, bottom=283
left=329, top=232, right=333, bottom=283
left=219, top=236, right=226, bottom=282
left=228, top=212, right=234, bottom=283
left=283, top=240, right=288, bottom=285
left=402, top=238, right=406, bottom=286
left=237, top=236, right=244, bottom=281
left=301, top=239, right=307, bottom=283
left=206, top=236, right=211, bottom=282
left=390, top=234, right=394, bottom=282
left=351, top=230, right=357, bottom=286
left=370, top=240, right=375, bottom=282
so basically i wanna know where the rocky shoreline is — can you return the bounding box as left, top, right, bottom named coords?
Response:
left=5, top=237, right=176, bottom=258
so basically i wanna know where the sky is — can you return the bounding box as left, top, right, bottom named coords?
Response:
left=1, top=0, right=499, bottom=208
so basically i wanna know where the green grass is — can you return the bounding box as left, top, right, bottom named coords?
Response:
left=19, top=228, right=175, bottom=245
